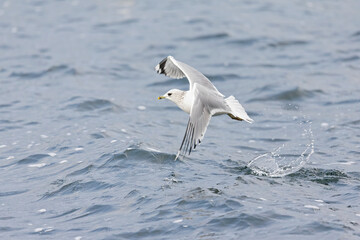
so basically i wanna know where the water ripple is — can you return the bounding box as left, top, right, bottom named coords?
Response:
left=0, top=190, right=28, bottom=197
left=227, top=38, right=261, bottom=46
left=99, top=144, right=177, bottom=170
left=288, top=168, right=349, bottom=185
left=9, top=65, right=75, bottom=79
left=17, top=154, right=49, bottom=165
left=0, top=226, right=22, bottom=232
left=206, top=213, right=271, bottom=230
left=324, top=99, right=360, bottom=106
left=64, top=98, right=123, bottom=112
left=0, top=101, right=20, bottom=109
left=67, top=164, right=95, bottom=177
left=351, top=30, right=360, bottom=37
left=288, top=221, right=348, bottom=235
left=248, top=87, right=324, bottom=102
left=180, top=33, right=229, bottom=41
left=93, top=19, right=138, bottom=29
left=70, top=204, right=114, bottom=220
left=266, top=40, right=309, bottom=48
left=47, top=208, right=80, bottom=219
left=43, top=180, right=114, bottom=198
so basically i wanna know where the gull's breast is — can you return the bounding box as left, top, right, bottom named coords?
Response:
left=178, top=91, right=193, bottom=114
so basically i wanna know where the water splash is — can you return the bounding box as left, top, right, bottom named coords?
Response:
left=247, top=121, right=314, bottom=177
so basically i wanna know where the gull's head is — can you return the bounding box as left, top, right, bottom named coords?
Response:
left=158, top=89, right=184, bottom=104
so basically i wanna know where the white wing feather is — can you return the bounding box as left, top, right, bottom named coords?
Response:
left=178, top=84, right=227, bottom=156
left=155, top=56, right=223, bottom=95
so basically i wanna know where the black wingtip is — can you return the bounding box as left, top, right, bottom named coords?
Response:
left=156, top=56, right=168, bottom=75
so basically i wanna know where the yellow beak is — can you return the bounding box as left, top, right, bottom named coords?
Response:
left=158, top=96, right=165, bottom=100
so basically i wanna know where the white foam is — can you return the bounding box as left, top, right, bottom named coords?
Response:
left=35, top=227, right=53, bottom=233
left=0, top=145, right=6, bottom=148
left=137, top=105, right=146, bottom=111
left=304, top=205, right=319, bottom=210
left=326, top=161, right=355, bottom=166
left=7, top=156, right=14, bottom=160
left=28, top=163, right=46, bottom=168
left=74, top=236, right=82, bottom=240
left=34, top=228, right=43, bottom=233
left=40, top=135, right=48, bottom=139
left=110, top=140, right=117, bottom=143
left=315, top=199, right=324, bottom=203
left=48, top=152, right=56, bottom=157
left=146, top=147, right=161, bottom=153
left=59, top=160, right=68, bottom=164
left=38, top=209, right=46, bottom=213
left=321, top=122, right=329, bottom=128
left=45, top=227, right=53, bottom=232
left=74, top=147, right=84, bottom=151
left=173, top=219, right=183, bottom=223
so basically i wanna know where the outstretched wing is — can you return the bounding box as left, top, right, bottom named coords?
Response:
left=155, top=56, right=222, bottom=95
left=178, top=99, right=211, bottom=157
left=176, top=84, right=227, bottom=158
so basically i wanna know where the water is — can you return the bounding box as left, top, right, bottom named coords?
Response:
left=1, top=0, right=360, bottom=239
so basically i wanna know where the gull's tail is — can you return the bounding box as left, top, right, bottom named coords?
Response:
left=225, top=96, right=253, bottom=123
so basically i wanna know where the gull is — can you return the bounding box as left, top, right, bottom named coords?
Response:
left=156, top=56, right=253, bottom=159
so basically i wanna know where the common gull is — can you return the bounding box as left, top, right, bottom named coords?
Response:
left=156, top=56, right=253, bottom=159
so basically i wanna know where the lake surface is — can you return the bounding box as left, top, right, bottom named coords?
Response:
left=1, top=0, right=360, bottom=239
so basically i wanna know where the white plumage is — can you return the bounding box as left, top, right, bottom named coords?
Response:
left=156, top=56, right=253, bottom=159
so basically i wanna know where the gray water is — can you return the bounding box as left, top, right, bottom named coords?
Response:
left=1, top=0, right=360, bottom=239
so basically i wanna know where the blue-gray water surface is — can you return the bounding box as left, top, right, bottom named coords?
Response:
left=1, top=1, right=360, bottom=239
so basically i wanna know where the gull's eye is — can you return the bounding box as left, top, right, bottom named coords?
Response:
left=168, top=93, right=172, bottom=96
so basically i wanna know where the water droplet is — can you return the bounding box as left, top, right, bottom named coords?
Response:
left=137, top=105, right=146, bottom=111
left=48, top=152, right=56, bottom=157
